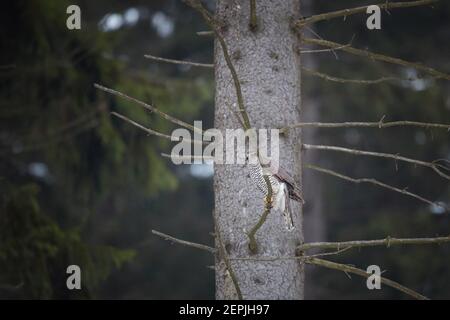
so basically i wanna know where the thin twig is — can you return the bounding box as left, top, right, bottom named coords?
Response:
left=303, top=143, right=450, bottom=180
left=111, top=112, right=205, bottom=145
left=249, top=0, right=257, bottom=31
left=302, top=67, right=404, bottom=85
left=303, top=246, right=354, bottom=259
left=144, top=54, right=213, bottom=69
left=303, top=26, right=343, bottom=60
left=300, top=46, right=350, bottom=54
left=281, top=118, right=450, bottom=133
left=304, top=164, right=448, bottom=211
left=305, top=257, right=429, bottom=300
left=298, top=235, right=450, bottom=251
left=94, top=83, right=203, bottom=134
left=302, top=38, right=450, bottom=81
left=214, top=212, right=243, bottom=300
left=144, top=54, right=214, bottom=68
left=151, top=229, right=216, bottom=253
left=296, top=0, right=438, bottom=28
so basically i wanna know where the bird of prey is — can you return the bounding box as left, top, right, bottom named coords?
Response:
left=247, top=151, right=305, bottom=231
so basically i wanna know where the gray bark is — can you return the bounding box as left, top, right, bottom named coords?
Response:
left=214, top=0, right=304, bottom=299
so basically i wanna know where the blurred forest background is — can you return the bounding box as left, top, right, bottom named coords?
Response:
left=0, top=0, right=449, bottom=299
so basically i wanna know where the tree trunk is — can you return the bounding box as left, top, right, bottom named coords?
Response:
left=214, top=0, right=304, bottom=299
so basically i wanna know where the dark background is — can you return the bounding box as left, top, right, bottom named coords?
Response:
left=0, top=0, right=449, bottom=299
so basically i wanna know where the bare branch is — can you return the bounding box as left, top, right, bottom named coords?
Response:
left=302, top=26, right=345, bottom=60
left=305, top=257, right=429, bottom=300
left=304, top=164, right=448, bottom=211
left=144, top=54, right=214, bottom=68
left=299, top=235, right=450, bottom=251
left=111, top=112, right=205, bottom=145
left=281, top=118, right=450, bottom=133
left=183, top=0, right=252, bottom=130
left=296, top=0, right=439, bottom=28
left=300, top=41, right=352, bottom=55
left=151, top=229, right=216, bottom=253
left=302, top=67, right=404, bottom=85
left=305, top=246, right=354, bottom=258
left=94, top=83, right=203, bottom=134
left=249, top=0, right=257, bottom=31
left=214, top=212, right=243, bottom=300
left=302, top=38, right=450, bottom=81
left=303, top=143, right=450, bottom=180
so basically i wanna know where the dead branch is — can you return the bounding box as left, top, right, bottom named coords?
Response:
left=111, top=112, right=205, bottom=145
left=151, top=228, right=447, bottom=300
left=296, top=0, right=438, bottom=28
left=302, top=67, right=404, bottom=85
left=281, top=118, right=450, bottom=133
left=302, top=38, right=450, bottom=81
left=303, top=143, right=450, bottom=180
left=300, top=42, right=352, bottom=55
left=299, top=235, right=450, bottom=251
left=305, top=257, right=429, bottom=300
left=144, top=54, right=214, bottom=68
left=304, top=164, right=448, bottom=211
left=249, top=0, right=257, bottom=31
left=151, top=229, right=216, bottom=253
left=94, top=84, right=203, bottom=134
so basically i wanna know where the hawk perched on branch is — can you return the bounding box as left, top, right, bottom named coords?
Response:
left=248, top=152, right=305, bottom=231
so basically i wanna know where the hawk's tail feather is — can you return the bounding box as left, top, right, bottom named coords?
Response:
left=289, top=186, right=305, bottom=205
left=283, top=186, right=295, bottom=232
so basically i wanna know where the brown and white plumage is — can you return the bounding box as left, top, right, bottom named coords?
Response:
left=248, top=153, right=305, bottom=231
